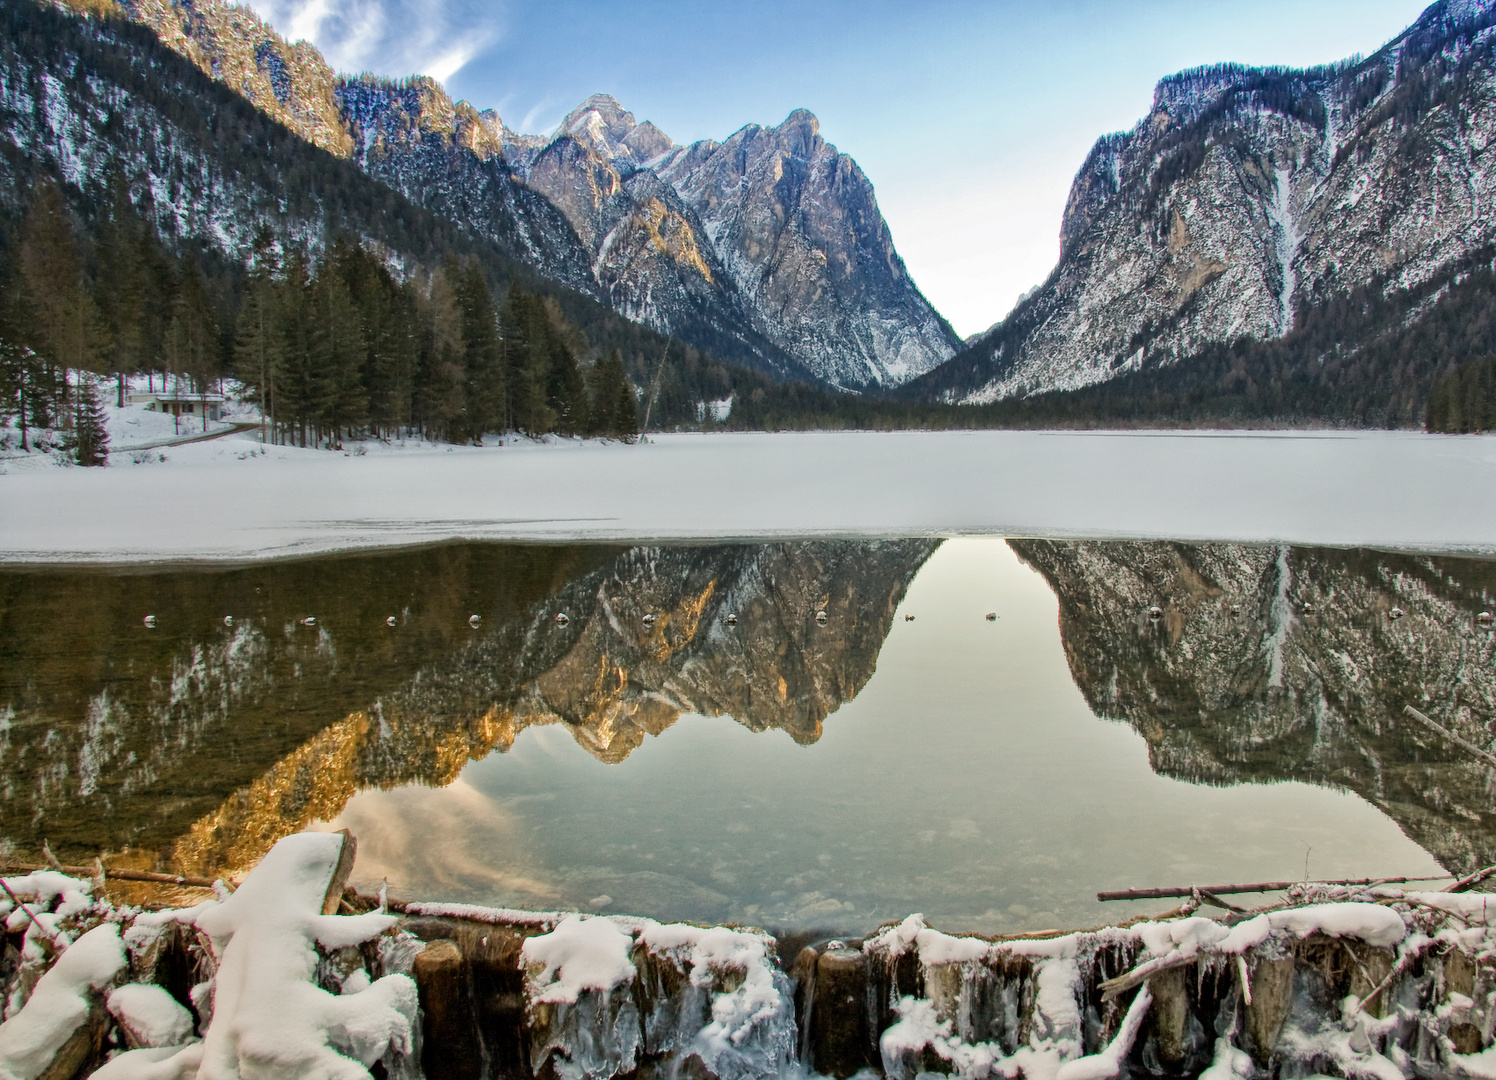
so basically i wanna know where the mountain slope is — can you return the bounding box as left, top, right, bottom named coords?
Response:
left=910, top=0, right=1496, bottom=409
left=79, top=0, right=958, bottom=388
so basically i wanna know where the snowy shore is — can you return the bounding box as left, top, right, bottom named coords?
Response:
left=3, top=429, right=1496, bottom=562
left=3, top=832, right=1494, bottom=1080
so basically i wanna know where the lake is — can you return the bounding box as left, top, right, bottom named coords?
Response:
left=3, top=535, right=1493, bottom=935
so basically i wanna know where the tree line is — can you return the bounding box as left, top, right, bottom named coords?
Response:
left=234, top=230, right=638, bottom=447
left=0, top=175, right=640, bottom=464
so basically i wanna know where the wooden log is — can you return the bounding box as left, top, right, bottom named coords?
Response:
left=810, top=946, right=875, bottom=1078
left=412, top=939, right=485, bottom=1080
left=320, top=830, right=357, bottom=916
left=1403, top=705, right=1496, bottom=771
left=1244, top=958, right=1296, bottom=1066
left=34, top=1001, right=107, bottom=1080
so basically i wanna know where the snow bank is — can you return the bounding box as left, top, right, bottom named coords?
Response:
left=864, top=896, right=1418, bottom=1080
left=0, top=923, right=126, bottom=1080
left=91, top=1043, right=204, bottom=1080
left=5, top=430, right=1496, bottom=562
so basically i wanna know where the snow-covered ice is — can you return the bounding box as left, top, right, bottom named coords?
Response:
left=4, top=429, right=1496, bottom=562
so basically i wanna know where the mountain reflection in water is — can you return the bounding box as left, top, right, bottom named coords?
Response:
left=0, top=538, right=1489, bottom=931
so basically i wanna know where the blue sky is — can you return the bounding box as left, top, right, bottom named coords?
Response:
left=245, top=0, right=1430, bottom=337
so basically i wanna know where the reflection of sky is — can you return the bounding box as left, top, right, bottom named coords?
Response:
left=331, top=538, right=1445, bottom=935
left=237, top=0, right=1424, bottom=338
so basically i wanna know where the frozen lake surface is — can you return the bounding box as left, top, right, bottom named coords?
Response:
left=4, top=535, right=1487, bottom=935
left=3, top=429, right=1496, bottom=562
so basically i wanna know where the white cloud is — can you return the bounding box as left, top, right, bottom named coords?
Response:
left=241, top=0, right=500, bottom=88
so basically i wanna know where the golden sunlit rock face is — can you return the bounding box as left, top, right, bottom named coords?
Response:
left=97, top=0, right=355, bottom=157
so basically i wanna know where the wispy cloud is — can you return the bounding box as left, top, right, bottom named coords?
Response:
left=242, top=0, right=501, bottom=88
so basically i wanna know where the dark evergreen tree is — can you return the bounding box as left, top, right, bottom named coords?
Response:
left=591, top=349, right=638, bottom=440
left=17, top=179, right=102, bottom=429
left=95, top=169, right=147, bottom=407
left=311, top=264, right=367, bottom=446
left=71, top=375, right=109, bottom=466
left=454, top=261, right=502, bottom=442
left=234, top=226, right=281, bottom=444
left=164, top=259, right=219, bottom=432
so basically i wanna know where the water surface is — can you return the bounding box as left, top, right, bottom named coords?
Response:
left=3, top=536, right=1492, bottom=934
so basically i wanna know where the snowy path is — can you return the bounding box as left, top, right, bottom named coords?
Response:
left=111, top=420, right=262, bottom=453
left=2, top=429, right=1496, bottom=563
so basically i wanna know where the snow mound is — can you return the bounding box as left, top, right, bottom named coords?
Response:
left=107, top=983, right=196, bottom=1048
left=524, top=915, right=637, bottom=1004
left=191, top=832, right=416, bottom=1078
left=0, top=922, right=126, bottom=1080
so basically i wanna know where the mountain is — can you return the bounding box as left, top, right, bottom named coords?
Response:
left=909, top=0, right=1496, bottom=416
left=78, top=0, right=957, bottom=388
left=505, top=95, right=960, bottom=389
left=0, top=0, right=665, bottom=336
left=1011, top=539, right=1496, bottom=875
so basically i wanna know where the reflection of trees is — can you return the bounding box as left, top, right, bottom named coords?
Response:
left=0, top=540, right=936, bottom=878
left=1010, top=540, right=1496, bottom=874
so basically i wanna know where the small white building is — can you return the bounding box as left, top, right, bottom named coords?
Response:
left=128, top=392, right=225, bottom=421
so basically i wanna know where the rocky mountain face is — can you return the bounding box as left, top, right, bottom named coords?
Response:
left=65, top=0, right=956, bottom=388
left=76, top=0, right=600, bottom=292
left=912, top=0, right=1496, bottom=405
left=1010, top=538, right=1496, bottom=875
left=504, top=96, right=960, bottom=389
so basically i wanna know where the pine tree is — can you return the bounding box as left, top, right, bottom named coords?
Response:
left=412, top=264, right=464, bottom=442
left=455, top=262, right=502, bottom=442
left=312, top=265, right=368, bottom=446
left=71, top=374, right=109, bottom=466
left=95, top=169, right=147, bottom=407
left=274, top=248, right=317, bottom=446
left=17, top=180, right=103, bottom=430
left=0, top=243, right=37, bottom=450
left=164, top=259, right=219, bottom=433
left=591, top=349, right=638, bottom=440
left=234, top=226, right=281, bottom=444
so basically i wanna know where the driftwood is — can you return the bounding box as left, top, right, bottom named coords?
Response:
left=0, top=859, right=221, bottom=890
left=1448, top=866, right=1496, bottom=893
left=0, top=876, right=65, bottom=948
left=1403, top=704, right=1496, bottom=771
left=1098, top=876, right=1439, bottom=902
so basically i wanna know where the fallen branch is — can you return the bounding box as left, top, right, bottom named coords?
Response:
left=1445, top=865, right=1496, bottom=894
left=1403, top=705, right=1496, bottom=771
left=0, top=876, right=67, bottom=948
left=1098, top=876, right=1440, bottom=902
left=0, top=859, right=220, bottom=890
left=1100, top=951, right=1198, bottom=1001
